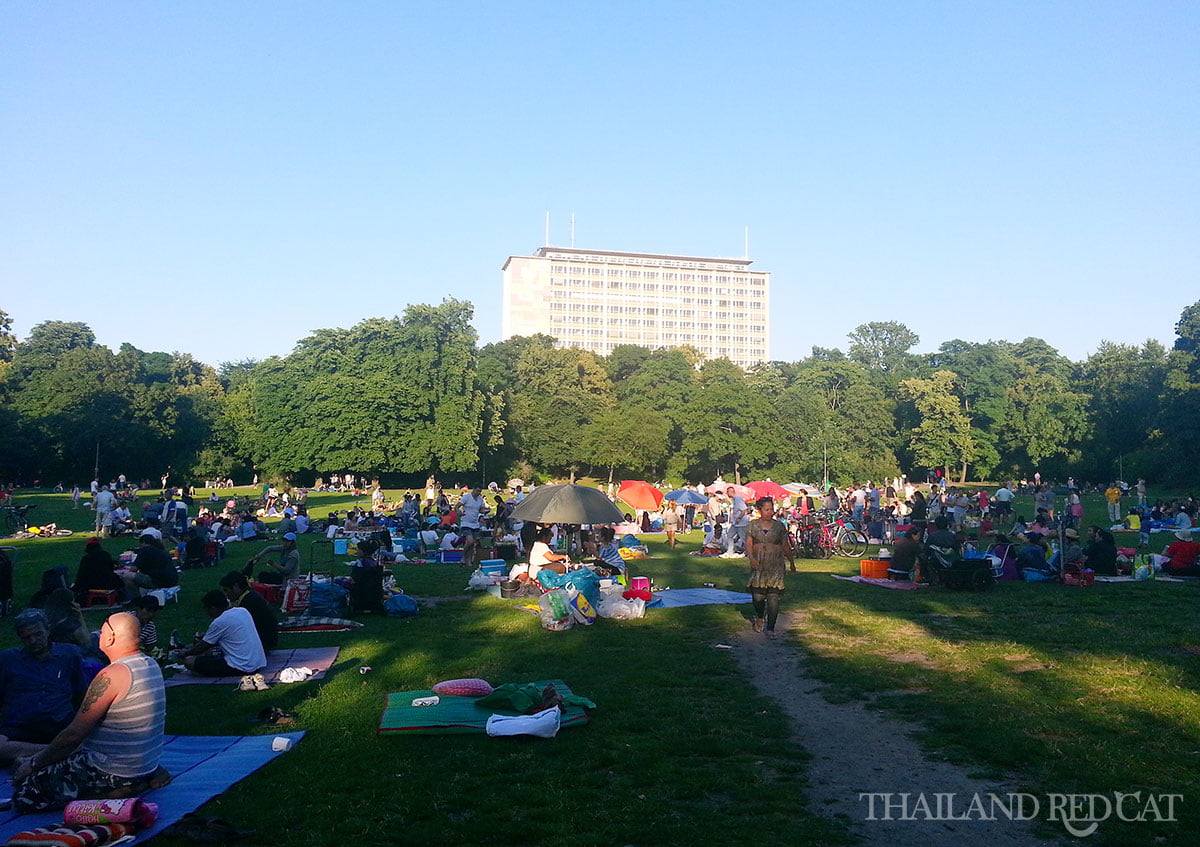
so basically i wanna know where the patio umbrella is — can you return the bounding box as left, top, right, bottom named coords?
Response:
left=746, top=480, right=791, bottom=500
left=664, top=489, right=708, bottom=505
left=618, top=480, right=665, bottom=511
left=706, top=482, right=754, bottom=500
left=507, top=484, right=624, bottom=525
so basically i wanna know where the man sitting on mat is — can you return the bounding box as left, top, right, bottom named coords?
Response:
left=177, top=590, right=266, bottom=677
left=5, top=612, right=170, bottom=811
left=0, top=610, right=88, bottom=761
left=219, top=571, right=279, bottom=652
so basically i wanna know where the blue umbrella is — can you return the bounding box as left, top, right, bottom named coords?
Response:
left=664, top=489, right=707, bottom=505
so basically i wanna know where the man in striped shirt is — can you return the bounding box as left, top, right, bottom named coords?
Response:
left=8, top=613, right=170, bottom=811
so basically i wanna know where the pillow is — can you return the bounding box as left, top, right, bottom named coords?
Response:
left=432, top=678, right=494, bottom=698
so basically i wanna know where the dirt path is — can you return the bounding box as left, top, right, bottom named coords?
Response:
left=732, top=611, right=1057, bottom=846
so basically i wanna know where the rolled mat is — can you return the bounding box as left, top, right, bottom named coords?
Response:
left=3, top=822, right=136, bottom=846
left=64, top=797, right=158, bottom=828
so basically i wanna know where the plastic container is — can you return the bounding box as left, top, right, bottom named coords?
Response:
left=630, top=576, right=651, bottom=592
left=479, top=560, right=506, bottom=577
left=333, top=538, right=349, bottom=555
left=860, top=559, right=890, bottom=579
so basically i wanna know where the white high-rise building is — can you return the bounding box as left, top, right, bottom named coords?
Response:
left=501, top=246, right=770, bottom=368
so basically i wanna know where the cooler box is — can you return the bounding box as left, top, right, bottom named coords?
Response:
left=479, top=559, right=506, bottom=577
left=630, top=576, right=651, bottom=592
left=860, top=559, right=890, bottom=579
left=333, top=538, right=349, bottom=555
left=439, top=550, right=464, bottom=563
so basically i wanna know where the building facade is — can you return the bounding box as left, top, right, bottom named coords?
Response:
left=501, top=246, right=770, bottom=368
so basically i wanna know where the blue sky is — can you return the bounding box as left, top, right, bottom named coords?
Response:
left=3, top=1, right=1197, bottom=368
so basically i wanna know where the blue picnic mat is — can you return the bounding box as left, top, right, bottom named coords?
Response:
left=0, top=732, right=304, bottom=843
left=648, top=588, right=753, bottom=608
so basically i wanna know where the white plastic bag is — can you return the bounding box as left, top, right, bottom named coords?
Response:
left=597, top=594, right=645, bottom=620
left=466, top=569, right=496, bottom=590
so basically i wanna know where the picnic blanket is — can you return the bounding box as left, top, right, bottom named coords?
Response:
left=278, top=616, right=365, bottom=633
left=831, top=574, right=929, bottom=590
left=1094, top=575, right=1186, bottom=583
left=166, top=647, right=339, bottom=687
left=0, top=732, right=303, bottom=844
left=647, top=588, right=752, bottom=608
left=379, top=679, right=591, bottom=735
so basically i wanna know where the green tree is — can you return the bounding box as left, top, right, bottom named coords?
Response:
left=580, top=407, right=671, bottom=487
left=247, top=300, right=485, bottom=479
left=789, top=357, right=900, bottom=484
left=847, top=321, right=922, bottom=381
left=1173, top=299, right=1200, bottom=353
left=508, top=344, right=614, bottom=476
left=679, top=358, right=788, bottom=484
left=899, top=371, right=976, bottom=479
left=0, top=308, right=14, bottom=385
left=1076, top=341, right=1167, bottom=481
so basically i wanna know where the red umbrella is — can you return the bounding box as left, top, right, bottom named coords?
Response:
left=746, top=480, right=790, bottom=500
left=618, top=480, right=664, bottom=511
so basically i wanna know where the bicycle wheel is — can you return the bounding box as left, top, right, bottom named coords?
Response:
left=838, top=529, right=868, bottom=558
left=51, top=528, right=75, bottom=537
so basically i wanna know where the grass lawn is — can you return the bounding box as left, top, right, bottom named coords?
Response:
left=1, top=488, right=1196, bottom=845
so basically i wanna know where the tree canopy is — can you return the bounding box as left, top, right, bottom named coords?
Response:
left=2, top=301, right=1198, bottom=488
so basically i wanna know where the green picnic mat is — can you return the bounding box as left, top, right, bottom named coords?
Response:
left=378, top=679, right=591, bottom=735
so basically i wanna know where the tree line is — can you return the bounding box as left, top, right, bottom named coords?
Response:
left=1, top=299, right=1198, bottom=489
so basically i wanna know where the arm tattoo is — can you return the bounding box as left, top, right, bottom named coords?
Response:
left=80, top=674, right=112, bottom=714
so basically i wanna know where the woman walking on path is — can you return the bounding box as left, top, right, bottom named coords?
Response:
left=745, top=497, right=795, bottom=636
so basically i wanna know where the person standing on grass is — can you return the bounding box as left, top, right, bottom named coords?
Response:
left=744, top=497, right=794, bottom=636
left=1105, top=482, right=1123, bottom=524
left=1136, top=478, right=1147, bottom=508
left=726, top=487, right=750, bottom=554
left=662, top=501, right=682, bottom=549
left=92, top=485, right=116, bottom=536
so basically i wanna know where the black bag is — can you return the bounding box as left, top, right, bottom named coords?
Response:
left=348, top=566, right=385, bottom=613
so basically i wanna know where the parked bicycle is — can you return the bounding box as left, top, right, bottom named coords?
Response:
left=791, top=512, right=869, bottom=558
left=1, top=504, right=36, bottom=536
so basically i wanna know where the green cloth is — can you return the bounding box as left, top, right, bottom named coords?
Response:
left=378, top=679, right=592, bottom=736
left=475, top=682, right=597, bottom=713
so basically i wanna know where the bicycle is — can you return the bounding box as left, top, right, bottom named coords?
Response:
left=1, top=504, right=36, bottom=536
left=791, top=512, right=869, bottom=558
left=10, top=522, right=74, bottom=540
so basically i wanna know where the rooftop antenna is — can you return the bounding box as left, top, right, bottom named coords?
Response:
left=744, top=226, right=749, bottom=259
left=544, top=212, right=550, bottom=247
left=570, top=212, right=576, bottom=248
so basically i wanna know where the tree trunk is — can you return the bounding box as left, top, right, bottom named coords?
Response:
left=959, top=461, right=968, bottom=484
left=734, top=460, right=742, bottom=486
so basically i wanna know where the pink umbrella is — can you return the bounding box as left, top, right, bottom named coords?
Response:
left=706, top=482, right=754, bottom=500
left=746, top=480, right=791, bottom=500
